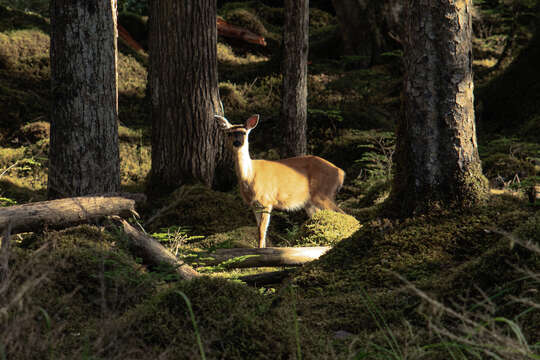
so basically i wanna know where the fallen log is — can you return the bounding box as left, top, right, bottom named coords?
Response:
left=217, top=18, right=267, bottom=46
left=0, top=194, right=145, bottom=234
left=203, top=246, right=330, bottom=268
left=238, top=269, right=295, bottom=286
left=114, top=217, right=200, bottom=281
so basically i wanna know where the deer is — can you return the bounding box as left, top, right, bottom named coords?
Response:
left=215, top=114, right=345, bottom=248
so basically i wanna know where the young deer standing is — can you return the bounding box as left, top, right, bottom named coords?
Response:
left=215, top=114, right=345, bottom=248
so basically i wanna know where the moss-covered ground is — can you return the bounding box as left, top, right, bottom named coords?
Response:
left=0, top=2, right=539, bottom=359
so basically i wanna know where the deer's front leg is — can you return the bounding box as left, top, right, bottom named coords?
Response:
left=253, top=204, right=272, bottom=248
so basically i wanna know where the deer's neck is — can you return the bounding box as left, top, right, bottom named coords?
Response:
left=235, top=145, right=253, bottom=182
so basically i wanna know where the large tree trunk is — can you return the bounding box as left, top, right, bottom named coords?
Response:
left=389, top=0, right=489, bottom=216
left=49, top=0, right=120, bottom=199
left=331, top=0, right=402, bottom=68
left=280, top=0, right=309, bottom=158
left=148, top=0, right=233, bottom=194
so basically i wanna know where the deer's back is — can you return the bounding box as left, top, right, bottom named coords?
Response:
left=244, top=156, right=344, bottom=210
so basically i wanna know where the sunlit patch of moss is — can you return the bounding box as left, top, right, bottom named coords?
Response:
left=0, top=29, right=49, bottom=77
left=217, top=42, right=268, bottom=65
left=119, top=141, right=150, bottom=187
left=199, top=226, right=259, bottom=249
left=0, top=146, right=25, bottom=167
left=118, top=53, right=147, bottom=97
left=293, top=210, right=361, bottom=247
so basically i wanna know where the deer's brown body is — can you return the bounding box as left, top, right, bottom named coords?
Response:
left=216, top=114, right=345, bottom=248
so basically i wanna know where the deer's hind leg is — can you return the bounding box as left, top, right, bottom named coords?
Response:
left=309, top=195, right=344, bottom=215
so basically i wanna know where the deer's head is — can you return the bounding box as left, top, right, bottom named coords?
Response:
left=215, top=114, right=259, bottom=150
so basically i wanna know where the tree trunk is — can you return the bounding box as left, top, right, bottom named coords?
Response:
left=49, top=0, right=120, bottom=199
left=280, top=0, right=309, bottom=158
left=148, top=0, right=232, bottom=194
left=331, top=0, right=402, bottom=67
left=389, top=0, right=489, bottom=216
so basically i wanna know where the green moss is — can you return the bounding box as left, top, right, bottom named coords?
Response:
left=147, top=185, right=253, bottom=237
left=199, top=226, right=259, bottom=249
left=217, top=42, right=268, bottom=66
left=2, top=226, right=156, bottom=359
left=118, top=53, right=147, bottom=97
left=309, top=8, right=336, bottom=30
left=108, top=277, right=297, bottom=359
left=219, top=81, right=248, bottom=112
left=0, top=29, right=49, bottom=75
left=120, top=141, right=150, bottom=187
left=295, top=210, right=361, bottom=247
left=513, top=212, right=540, bottom=243
left=0, top=5, right=49, bottom=33
left=18, top=120, right=49, bottom=143
left=223, top=8, right=267, bottom=37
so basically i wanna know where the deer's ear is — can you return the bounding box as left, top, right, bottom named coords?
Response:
left=245, top=115, right=259, bottom=130
left=215, top=115, right=232, bottom=130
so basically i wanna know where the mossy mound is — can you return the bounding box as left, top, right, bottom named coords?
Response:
left=2, top=226, right=156, bottom=359
left=513, top=212, right=540, bottom=243
left=0, top=28, right=50, bottom=137
left=17, top=120, right=49, bottom=143
left=223, top=8, right=268, bottom=37
left=219, top=81, right=248, bottom=113
left=102, top=277, right=298, bottom=359
left=0, top=29, right=49, bottom=75
left=283, top=194, right=539, bottom=357
left=147, top=185, right=253, bottom=237
left=0, top=5, right=49, bottom=33
left=294, top=210, right=361, bottom=247
left=200, top=226, right=259, bottom=249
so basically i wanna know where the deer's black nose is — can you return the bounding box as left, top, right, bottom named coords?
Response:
left=233, top=140, right=242, bottom=147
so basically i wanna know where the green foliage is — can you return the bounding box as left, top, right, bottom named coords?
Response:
left=118, top=0, right=148, bottom=16
left=0, top=3, right=49, bottom=29
left=513, top=212, right=540, bottom=243
left=223, top=8, right=267, bottom=36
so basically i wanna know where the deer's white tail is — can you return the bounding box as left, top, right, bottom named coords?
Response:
left=216, top=114, right=345, bottom=248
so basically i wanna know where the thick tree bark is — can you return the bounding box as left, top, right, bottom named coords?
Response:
left=331, top=0, right=402, bottom=67
left=202, top=246, right=330, bottom=268
left=148, top=1, right=233, bottom=193
left=280, top=0, right=309, bottom=158
left=0, top=195, right=142, bottom=234
left=389, top=0, right=489, bottom=216
left=49, top=0, right=120, bottom=199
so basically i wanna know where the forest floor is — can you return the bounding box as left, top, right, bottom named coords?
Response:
left=0, top=2, right=539, bottom=359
